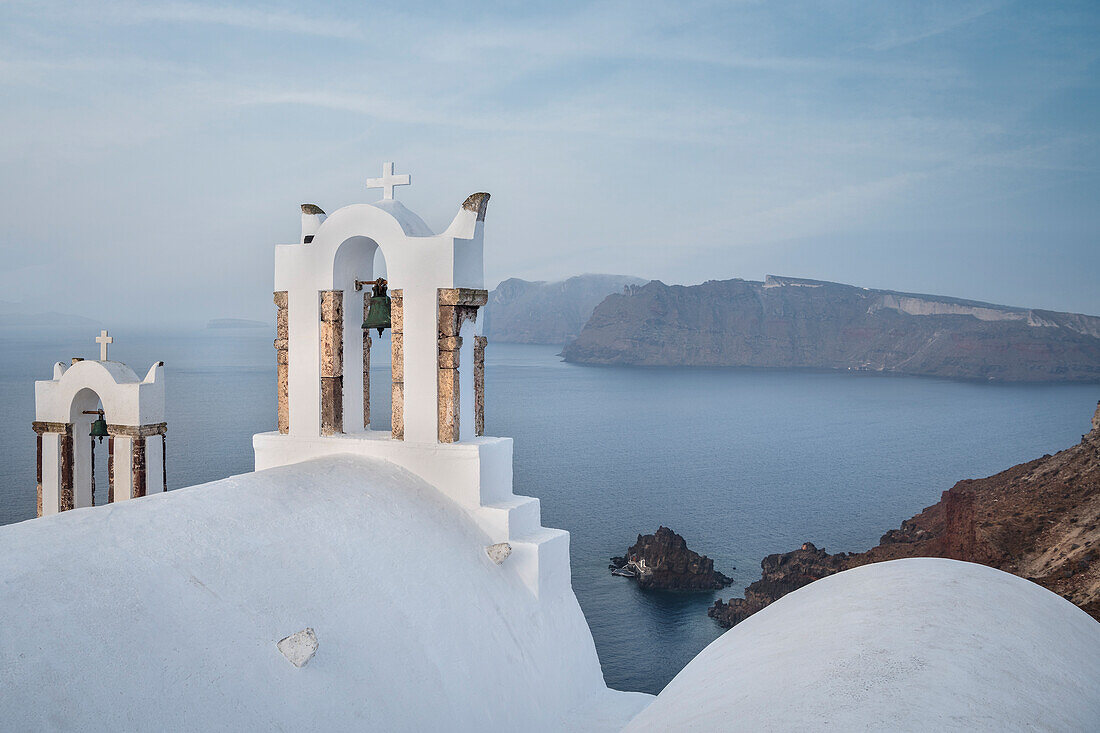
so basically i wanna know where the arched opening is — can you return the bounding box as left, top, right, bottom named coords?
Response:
left=332, top=236, right=399, bottom=435
left=69, top=387, right=108, bottom=508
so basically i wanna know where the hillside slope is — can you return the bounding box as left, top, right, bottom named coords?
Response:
left=562, top=276, right=1100, bottom=382
left=485, top=274, right=645, bottom=344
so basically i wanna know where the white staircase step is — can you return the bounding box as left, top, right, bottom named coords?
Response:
left=475, top=495, right=541, bottom=542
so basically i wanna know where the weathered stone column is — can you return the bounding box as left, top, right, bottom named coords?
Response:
left=391, top=289, right=404, bottom=440
left=59, top=430, right=74, bottom=512
left=35, top=433, right=42, bottom=517
left=438, top=336, right=461, bottom=443
left=274, top=291, right=289, bottom=434
left=319, top=290, right=344, bottom=435
left=437, top=288, right=488, bottom=443
left=131, top=435, right=147, bottom=498
left=362, top=292, right=372, bottom=429
left=106, top=423, right=165, bottom=503
left=161, top=428, right=167, bottom=492
left=108, top=437, right=115, bottom=503
left=474, top=335, right=487, bottom=437
left=90, top=439, right=97, bottom=506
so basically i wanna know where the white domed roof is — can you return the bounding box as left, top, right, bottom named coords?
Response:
left=625, top=558, right=1100, bottom=731
left=0, top=456, right=647, bottom=731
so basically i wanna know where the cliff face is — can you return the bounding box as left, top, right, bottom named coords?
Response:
left=612, top=526, right=733, bottom=591
left=710, top=401, right=1100, bottom=627
left=562, top=276, right=1100, bottom=382
left=484, top=274, right=645, bottom=345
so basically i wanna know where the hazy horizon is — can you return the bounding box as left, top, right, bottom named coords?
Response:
left=2, top=1, right=1098, bottom=327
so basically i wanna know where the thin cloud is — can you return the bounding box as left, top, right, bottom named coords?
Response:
left=869, top=3, right=1002, bottom=52
left=3, top=0, right=364, bottom=40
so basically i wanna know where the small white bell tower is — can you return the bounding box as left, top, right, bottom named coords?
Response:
left=32, top=331, right=167, bottom=516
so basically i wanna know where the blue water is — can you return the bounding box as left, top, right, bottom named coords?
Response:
left=1, top=328, right=1096, bottom=694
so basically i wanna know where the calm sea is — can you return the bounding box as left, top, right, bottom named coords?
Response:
left=1, top=328, right=1096, bottom=694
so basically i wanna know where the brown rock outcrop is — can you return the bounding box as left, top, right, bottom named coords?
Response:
left=612, top=526, right=733, bottom=591
left=710, top=401, right=1100, bottom=627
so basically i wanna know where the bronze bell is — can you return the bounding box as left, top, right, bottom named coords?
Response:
left=89, top=411, right=108, bottom=443
left=362, top=280, right=391, bottom=336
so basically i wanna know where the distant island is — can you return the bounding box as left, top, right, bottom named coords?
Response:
left=562, top=275, right=1100, bottom=382
left=0, top=301, right=99, bottom=328
left=206, top=318, right=269, bottom=329
left=710, top=401, right=1100, bottom=627
left=485, top=274, right=644, bottom=345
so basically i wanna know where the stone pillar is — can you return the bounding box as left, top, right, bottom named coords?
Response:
left=162, top=429, right=167, bottom=492
left=35, top=433, right=42, bottom=518
left=57, top=430, right=74, bottom=512
left=132, top=435, right=147, bottom=498
left=391, top=289, right=404, bottom=440
left=319, top=290, right=343, bottom=435
left=474, top=335, right=487, bottom=437
left=108, top=437, right=115, bottom=503
left=438, top=336, right=461, bottom=444
left=274, top=291, right=289, bottom=434
left=363, top=292, right=372, bottom=429
left=90, top=439, right=97, bottom=507
left=436, top=288, right=488, bottom=443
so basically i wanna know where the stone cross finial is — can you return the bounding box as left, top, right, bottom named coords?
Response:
left=366, top=162, right=411, bottom=200
left=95, top=330, right=113, bottom=361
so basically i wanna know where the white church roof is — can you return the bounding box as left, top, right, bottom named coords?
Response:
left=623, top=558, right=1100, bottom=732
left=0, top=456, right=648, bottom=731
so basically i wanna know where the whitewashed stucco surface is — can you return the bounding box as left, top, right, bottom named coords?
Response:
left=0, top=456, right=648, bottom=732
left=625, top=558, right=1100, bottom=732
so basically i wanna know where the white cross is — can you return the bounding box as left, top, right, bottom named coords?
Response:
left=365, top=162, right=411, bottom=200
left=95, top=330, right=113, bottom=361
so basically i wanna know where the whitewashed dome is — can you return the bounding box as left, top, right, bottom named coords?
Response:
left=624, top=558, right=1100, bottom=731
left=0, top=456, right=648, bottom=731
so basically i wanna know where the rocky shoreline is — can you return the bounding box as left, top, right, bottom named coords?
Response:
left=710, top=401, right=1100, bottom=628
left=611, top=526, right=733, bottom=591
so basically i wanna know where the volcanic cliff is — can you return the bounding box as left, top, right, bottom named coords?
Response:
left=710, top=401, right=1100, bottom=627
left=611, top=526, right=733, bottom=591
left=484, top=274, right=645, bottom=345
left=562, top=276, right=1100, bottom=382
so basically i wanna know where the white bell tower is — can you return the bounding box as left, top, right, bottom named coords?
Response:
left=32, top=332, right=167, bottom=516
left=253, top=165, right=573, bottom=599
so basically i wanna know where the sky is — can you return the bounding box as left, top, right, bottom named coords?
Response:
left=0, top=0, right=1098, bottom=326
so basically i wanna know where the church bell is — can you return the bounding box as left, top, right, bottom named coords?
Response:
left=362, top=281, right=392, bottom=336
left=89, top=412, right=108, bottom=443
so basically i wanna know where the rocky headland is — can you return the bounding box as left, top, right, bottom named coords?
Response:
left=710, top=401, right=1100, bottom=627
left=484, top=274, right=645, bottom=344
left=562, top=275, right=1100, bottom=382
left=611, top=526, right=733, bottom=591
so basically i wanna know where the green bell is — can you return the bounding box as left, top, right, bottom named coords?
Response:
left=89, top=413, right=108, bottom=443
left=363, top=294, right=391, bottom=336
